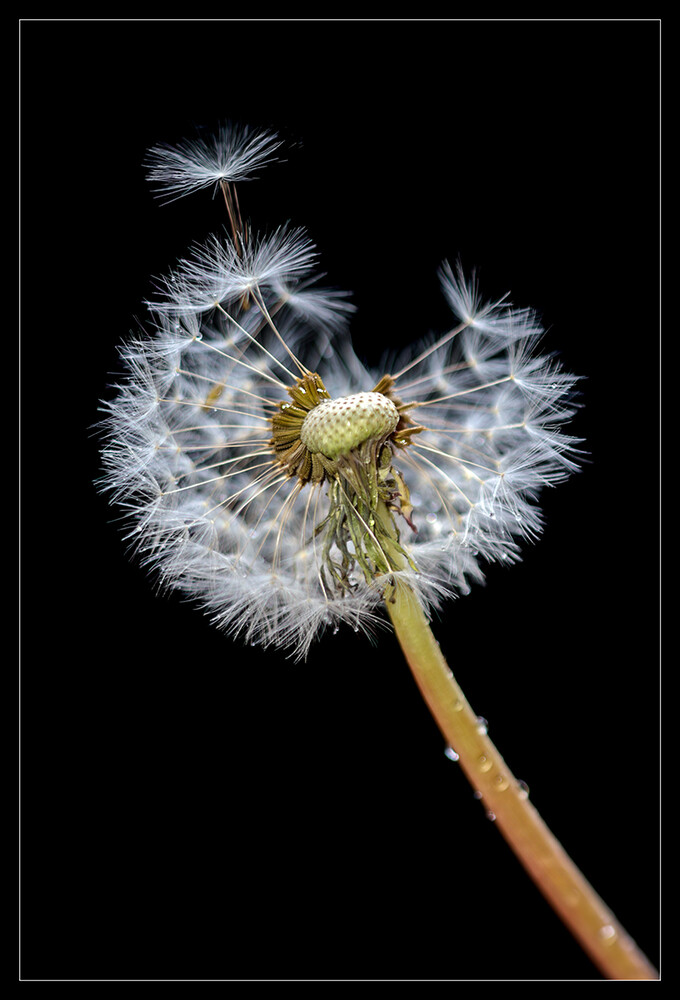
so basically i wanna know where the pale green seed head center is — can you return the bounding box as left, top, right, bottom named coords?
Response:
left=300, top=392, right=399, bottom=460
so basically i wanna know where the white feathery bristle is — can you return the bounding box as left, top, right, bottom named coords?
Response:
left=144, top=122, right=282, bottom=203
left=147, top=227, right=318, bottom=316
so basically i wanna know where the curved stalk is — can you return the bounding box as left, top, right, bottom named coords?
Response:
left=385, top=579, right=658, bottom=981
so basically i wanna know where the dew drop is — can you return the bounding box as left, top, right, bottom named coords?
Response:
left=485, top=810, right=497, bottom=822
left=517, top=779, right=530, bottom=800
left=195, top=331, right=203, bottom=341
left=476, top=716, right=488, bottom=735
left=494, top=773, right=510, bottom=791
left=477, top=754, right=493, bottom=773
left=599, top=924, right=617, bottom=943
left=443, top=747, right=460, bottom=762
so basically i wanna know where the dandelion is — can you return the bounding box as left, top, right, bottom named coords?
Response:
left=98, top=123, right=657, bottom=980
left=144, top=121, right=282, bottom=202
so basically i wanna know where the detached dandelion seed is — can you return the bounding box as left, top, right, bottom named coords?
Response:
left=98, top=123, right=658, bottom=980
left=144, top=121, right=283, bottom=203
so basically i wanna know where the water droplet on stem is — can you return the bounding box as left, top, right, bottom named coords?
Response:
left=477, top=754, right=493, bottom=773
left=599, top=924, right=617, bottom=943
left=517, top=779, right=530, bottom=800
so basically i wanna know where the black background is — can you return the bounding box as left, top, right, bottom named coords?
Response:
left=19, top=19, right=661, bottom=981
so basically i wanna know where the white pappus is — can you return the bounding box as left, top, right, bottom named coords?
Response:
left=99, top=123, right=581, bottom=659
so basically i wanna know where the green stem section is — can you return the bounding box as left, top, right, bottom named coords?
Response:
left=385, top=580, right=658, bottom=981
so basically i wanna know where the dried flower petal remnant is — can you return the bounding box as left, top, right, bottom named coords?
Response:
left=100, top=124, right=579, bottom=657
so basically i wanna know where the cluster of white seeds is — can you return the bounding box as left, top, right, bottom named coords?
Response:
left=99, top=124, right=580, bottom=657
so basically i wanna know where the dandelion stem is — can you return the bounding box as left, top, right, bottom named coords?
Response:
left=384, top=580, right=658, bottom=981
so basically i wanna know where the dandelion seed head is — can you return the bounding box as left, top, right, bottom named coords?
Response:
left=99, top=124, right=581, bottom=658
